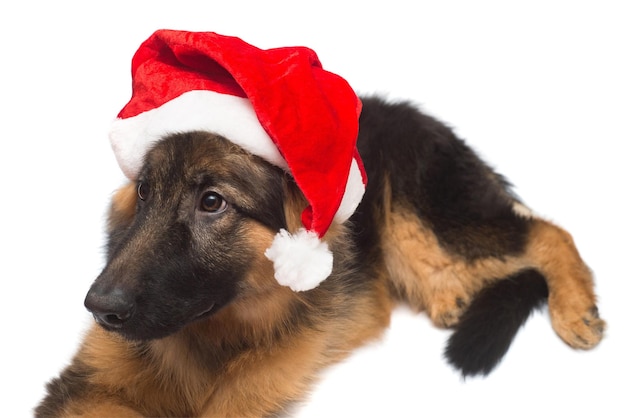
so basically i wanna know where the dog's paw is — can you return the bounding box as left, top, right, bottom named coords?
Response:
left=428, top=296, right=469, bottom=328
left=551, top=304, right=605, bottom=349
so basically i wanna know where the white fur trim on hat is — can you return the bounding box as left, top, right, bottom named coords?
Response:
left=109, top=90, right=288, bottom=179
left=264, top=228, right=333, bottom=292
left=334, top=158, right=366, bottom=224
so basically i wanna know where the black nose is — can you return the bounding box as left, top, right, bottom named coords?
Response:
left=84, top=286, right=135, bottom=329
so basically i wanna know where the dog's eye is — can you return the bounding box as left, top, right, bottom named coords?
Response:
left=200, top=192, right=227, bottom=213
left=137, top=181, right=150, bottom=201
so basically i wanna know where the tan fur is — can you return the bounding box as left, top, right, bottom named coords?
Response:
left=108, top=183, right=137, bottom=230
left=41, top=146, right=602, bottom=417
left=382, top=204, right=525, bottom=327
left=63, top=397, right=143, bottom=418
left=382, top=196, right=604, bottom=346
left=524, top=220, right=604, bottom=348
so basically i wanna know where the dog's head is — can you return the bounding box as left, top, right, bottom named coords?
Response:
left=84, top=132, right=303, bottom=340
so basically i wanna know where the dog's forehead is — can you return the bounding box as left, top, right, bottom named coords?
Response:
left=143, top=132, right=250, bottom=178
left=142, top=131, right=278, bottom=190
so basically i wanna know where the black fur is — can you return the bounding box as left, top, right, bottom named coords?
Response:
left=354, top=97, right=543, bottom=377
left=444, top=269, right=549, bottom=377
left=354, top=96, right=529, bottom=261
left=35, top=360, right=92, bottom=417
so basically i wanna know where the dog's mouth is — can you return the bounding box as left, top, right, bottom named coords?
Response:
left=193, top=302, right=216, bottom=321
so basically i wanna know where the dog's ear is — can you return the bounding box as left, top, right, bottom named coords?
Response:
left=106, top=183, right=137, bottom=258
left=109, top=183, right=137, bottom=228
left=282, top=175, right=308, bottom=234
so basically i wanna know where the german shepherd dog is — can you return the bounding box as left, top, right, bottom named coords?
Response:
left=37, top=96, right=604, bottom=417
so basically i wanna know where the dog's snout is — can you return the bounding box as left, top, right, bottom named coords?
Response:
left=84, top=286, right=135, bottom=329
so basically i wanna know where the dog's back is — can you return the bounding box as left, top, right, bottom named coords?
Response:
left=353, top=96, right=603, bottom=375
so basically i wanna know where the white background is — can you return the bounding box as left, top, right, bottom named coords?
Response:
left=2, top=1, right=624, bottom=417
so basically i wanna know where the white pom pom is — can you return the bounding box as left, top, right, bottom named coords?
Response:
left=264, top=228, right=333, bottom=292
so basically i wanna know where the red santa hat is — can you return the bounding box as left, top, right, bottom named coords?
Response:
left=109, top=30, right=366, bottom=292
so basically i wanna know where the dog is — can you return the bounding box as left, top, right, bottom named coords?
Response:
left=36, top=96, right=605, bottom=417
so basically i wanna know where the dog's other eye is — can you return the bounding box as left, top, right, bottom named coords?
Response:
left=200, top=192, right=227, bottom=213
left=137, top=181, right=150, bottom=201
